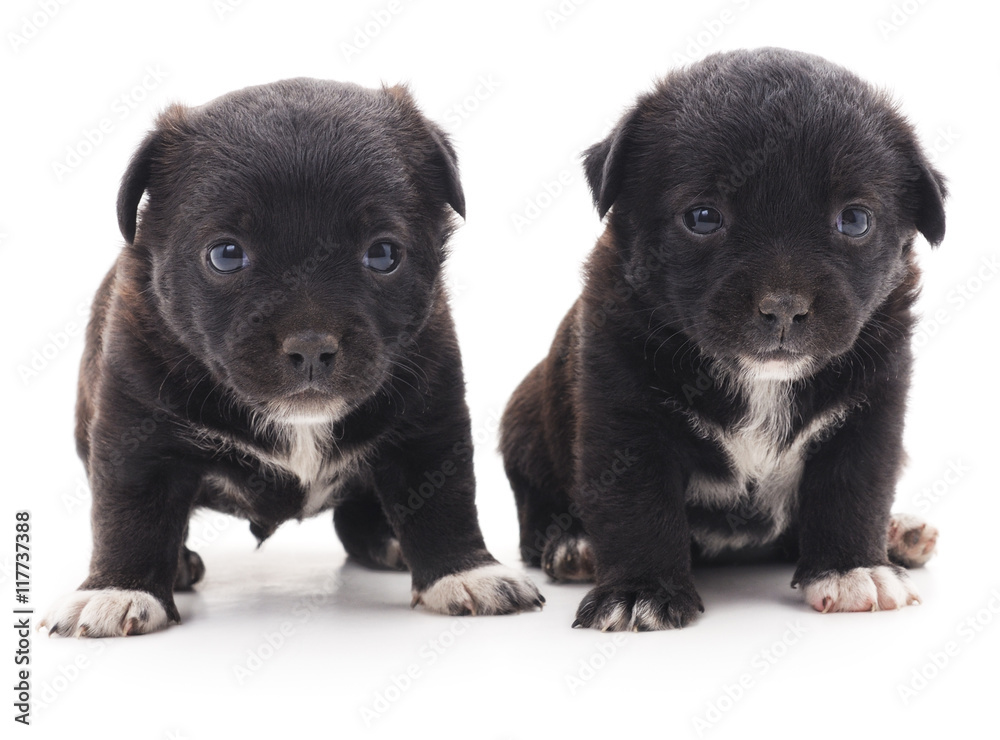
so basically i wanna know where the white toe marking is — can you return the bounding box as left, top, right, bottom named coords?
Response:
left=630, top=599, right=660, bottom=630
left=552, top=542, right=570, bottom=565
left=804, top=567, right=920, bottom=613
left=414, top=564, right=542, bottom=616
left=40, top=589, right=170, bottom=638
left=593, top=596, right=675, bottom=632
left=598, top=602, right=629, bottom=632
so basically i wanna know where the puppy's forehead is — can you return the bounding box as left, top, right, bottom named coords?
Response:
left=650, top=50, right=905, bottom=207
left=176, top=80, right=419, bottom=227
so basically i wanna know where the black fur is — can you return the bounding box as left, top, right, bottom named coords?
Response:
left=49, top=78, right=539, bottom=636
left=500, top=49, right=946, bottom=630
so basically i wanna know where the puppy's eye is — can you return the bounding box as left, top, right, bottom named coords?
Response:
left=683, top=207, right=724, bottom=235
left=362, top=242, right=402, bottom=274
left=208, top=243, right=249, bottom=273
left=836, top=207, right=872, bottom=237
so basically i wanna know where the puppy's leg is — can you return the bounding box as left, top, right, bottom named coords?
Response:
left=793, top=400, right=921, bottom=612
left=371, top=396, right=542, bottom=615
left=42, top=438, right=201, bottom=637
left=505, top=466, right=594, bottom=581
left=373, top=443, right=544, bottom=615
left=572, top=438, right=703, bottom=631
left=569, top=336, right=703, bottom=631
left=500, top=362, right=592, bottom=581
left=500, top=316, right=595, bottom=581
left=505, top=465, right=594, bottom=581
left=334, top=481, right=407, bottom=571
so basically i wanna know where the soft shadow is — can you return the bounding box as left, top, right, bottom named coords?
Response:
left=693, top=561, right=802, bottom=610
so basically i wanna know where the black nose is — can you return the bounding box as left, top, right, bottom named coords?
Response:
left=758, top=293, right=811, bottom=330
left=282, top=331, right=340, bottom=381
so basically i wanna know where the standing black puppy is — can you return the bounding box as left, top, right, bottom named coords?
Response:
left=500, top=49, right=943, bottom=631
left=42, top=79, right=541, bottom=638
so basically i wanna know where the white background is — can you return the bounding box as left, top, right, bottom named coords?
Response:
left=3, top=0, right=998, bottom=737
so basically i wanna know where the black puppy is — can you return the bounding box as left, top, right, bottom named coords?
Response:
left=42, top=79, right=541, bottom=637
left=500, top=49, right=943, bottom=631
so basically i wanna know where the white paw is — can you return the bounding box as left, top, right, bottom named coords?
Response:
left=803, top=566, right=920, bottom=613
left=888, top=513, right=938, bottom=568
left=412, top=564, right=544, bottom=616
left=40, top=589, right=171, bottom=638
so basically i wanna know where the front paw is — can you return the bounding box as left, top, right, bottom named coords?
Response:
left=574, top=577, right=704, bottom=631
left=40, top=589, right=172, bottom=638
left=801, top=566, right=920, bottom=613
left=412, top=564, right=544, bottom=616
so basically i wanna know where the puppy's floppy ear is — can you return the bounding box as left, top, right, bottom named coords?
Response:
left=384, top=84, right=466, bottom=219
left=584, top=104, right=641, bottom=219
left=911, top=152, right=947, bottom=247
left=424, top=121, right=466, bottom=219
left=117, top=131, right=158, bottom=244
left=117, top=104, right=187, bottom=244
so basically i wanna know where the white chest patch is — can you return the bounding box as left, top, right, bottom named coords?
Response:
left=684, top=376, right=846, bottom=554
left=189, top=417, right=360, bottom=519
left=278, top=421, right=354, bottom=517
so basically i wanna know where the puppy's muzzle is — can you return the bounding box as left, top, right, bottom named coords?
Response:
left=282, top=330, right=340, bottom=382
left=757, top=292, right=811, bottom=339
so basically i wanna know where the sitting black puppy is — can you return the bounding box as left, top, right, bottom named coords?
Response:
left=500, top=48, right=942, bottom=631
left=42, top=79, right=541, bottom=637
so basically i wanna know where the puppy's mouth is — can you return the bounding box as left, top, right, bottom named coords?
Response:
left=267, top=389, right=351, bottom=425
left=738, top=350, right=814, bottom=382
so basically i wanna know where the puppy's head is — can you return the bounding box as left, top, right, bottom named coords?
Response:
left=584, top=48, right=946, bottom=380
left=118, top=79, right=465, bottom=422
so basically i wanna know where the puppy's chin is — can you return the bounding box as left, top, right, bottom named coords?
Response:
left=265, top=395, right=351, bottom=426
left=737, top=354, right=815, bottom=383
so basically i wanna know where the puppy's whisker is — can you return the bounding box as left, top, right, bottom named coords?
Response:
left=155, top=355, right=198, bottom=405
left=197, top=379, right=227, bottom=424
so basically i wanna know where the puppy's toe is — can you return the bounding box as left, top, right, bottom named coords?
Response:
left=375, top=537, right=408, bottom=571
left=174, top=547, right=205, bottom=591
left=888, top=513, right=938, bottom=568
left=573, top=579, right=704, bottom=632
left=40, top=589, right=172, bottom=638
left=412, top=564, right=544, bottom=616
left=542, top=534, right=596, bottom=582
left=802, top=566, right=920, bottom=613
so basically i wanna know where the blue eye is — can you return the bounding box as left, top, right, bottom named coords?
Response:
left=362, top=242, right=402, bottom=273
left=683, top=207, right=724, bottom=235
left=836, top=207, right=872, bottom=237
left=208, top=243, right=249, bottom=273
